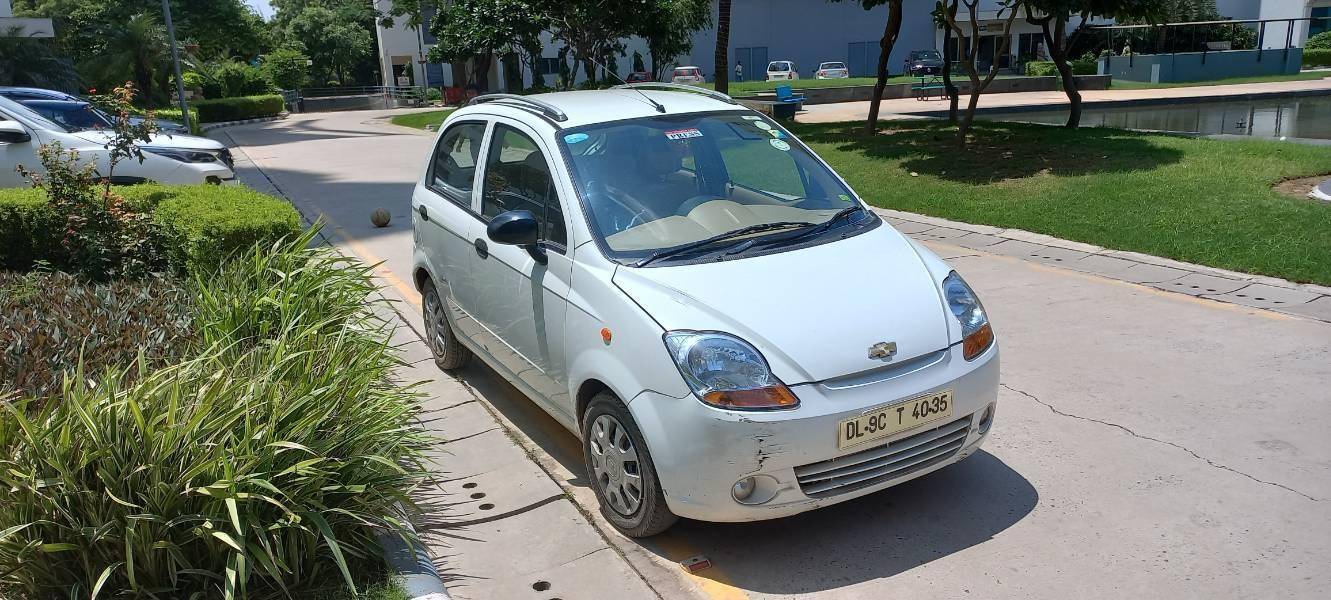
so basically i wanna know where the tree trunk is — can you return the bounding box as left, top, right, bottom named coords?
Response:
left=866, top=1, right=903, bottom=134
left=714, top=0, right=731, bottom=94
left=1043, top=19, right=1081, bottom=128
left=957, top=84, right=981, bottom=144
left=941, top=1, right=960, bottom=124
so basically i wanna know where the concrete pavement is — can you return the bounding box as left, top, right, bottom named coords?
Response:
left=798, top=75, right=1331, bottom=123
left=217, top=109, right=1331, bottom=600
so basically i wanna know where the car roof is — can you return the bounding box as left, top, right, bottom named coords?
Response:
left=17, top=99, right=89, bottom=108
left=452, top=89, right=747, bottom=129
left=0, top=86, right=79, bottom=100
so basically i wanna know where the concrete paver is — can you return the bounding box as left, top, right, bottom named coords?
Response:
left=1208, top=282, right=1325, bottom=311
left=219, top=110, right=1331, bottom=600
left=1151, top=272, right=1249, bottom=296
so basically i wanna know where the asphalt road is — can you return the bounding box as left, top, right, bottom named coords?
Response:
left=220, top=109, right=1331, bottom=600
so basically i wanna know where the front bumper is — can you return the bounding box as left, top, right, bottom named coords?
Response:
left=627, top=342, right=999, bottom=522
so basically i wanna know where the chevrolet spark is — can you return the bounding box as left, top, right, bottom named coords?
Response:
left=411, top=85, right=999, bottom=537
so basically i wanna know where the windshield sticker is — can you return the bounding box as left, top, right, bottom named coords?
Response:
left=753, top=121, right=772, bottom=131
left=769, top=129, right=785, bottom=139
left=839, top=194, right=852, bottom=202
left=742, top=115, right=761, bottom=120
left=769, top=139, right=790, bottom=152
left=563, top=133, right=589, bottom=144
left=664, top=128, right=704, bottom=140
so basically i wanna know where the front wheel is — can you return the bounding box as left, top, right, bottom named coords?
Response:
left=582, top=392, right=677, bottom=537
left=422, top=279, right=471, bottom=371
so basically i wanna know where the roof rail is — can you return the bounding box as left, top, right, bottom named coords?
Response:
left=611, top=83, right=737, bottom=105
left=468, top=93, right=568, bottom=122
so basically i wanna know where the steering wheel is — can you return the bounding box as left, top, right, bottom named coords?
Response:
left=586, top=179, right=654, bottom=232
left=675, top=195, right=720, bottom=217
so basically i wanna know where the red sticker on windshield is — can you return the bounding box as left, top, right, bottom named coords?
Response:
left=664, top=128, right=703, bottom=140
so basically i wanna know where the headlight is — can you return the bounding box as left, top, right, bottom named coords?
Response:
left=663, top=331, right=799, bottom=410
left=943, top=272, right=994, bottom=360
left=142, top=147, right=221, bottom=163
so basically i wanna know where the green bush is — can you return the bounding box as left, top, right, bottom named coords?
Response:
left=152, top=184, right=304, bottom=274
left=426, top=87, right=442, bottom=102
left=1307, top=31, right=1331, bottom=50
left=0, top=233, right=430, bottom=598
left=216, top=61, right=272, bottom=98
left=0, top=271, right=194, bottom=399
left=192, top=94, right=285, bottom=123
left=1304, top=48, right=1331, bottom=67
left=0, top=184, right=302, bottom=275
left=264, top=48, right=310, bottom=91
left=1026, top=60, right=1057, bottom=76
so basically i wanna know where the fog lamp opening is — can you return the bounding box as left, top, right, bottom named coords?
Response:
left=978, top=403, right=995, bottom=434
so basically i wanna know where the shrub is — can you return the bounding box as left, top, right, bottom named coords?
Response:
left=1304, top=48, right=1331, bottom=67
left=0, top=271, right=194, bottom=399
left=1307, top=31, right=1331, bottom=50
left=192, top=94, right=286, bottom=123
left=264, top=48, right=310, bottom=91
left=426, top=87, right=442, bottom=102
left=216, top=61, right=273, bottom=97
left=0, top=233, right=430, bottom=598
left=0, top=184, right=302, bottom=275
left=1026, top=60, right=1056, bottom=76
left=152, top=184, right=304, bottom=274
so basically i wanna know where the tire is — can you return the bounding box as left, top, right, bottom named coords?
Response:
left=421, top=279, right=471, bottom=371
left=581, top=392, right=677, bottom=537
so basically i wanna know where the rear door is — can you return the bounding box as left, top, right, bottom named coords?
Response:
left=415, top=119, right=490, bottom=339
left=464, top=118, right=574, bottom=416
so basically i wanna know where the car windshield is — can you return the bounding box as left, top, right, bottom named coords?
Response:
left=33, top=103, right=108, bottom=131
left=560, top=112, right=864, bottom=262
left=821, top=62, right=846, bottom=70
left=915, top=51, right=942, bottom=61
left=0, top=95, right=69, bottom=132
left=674, top=68, right=697, bottom=76
left=768, top=62, right=792, bottom=72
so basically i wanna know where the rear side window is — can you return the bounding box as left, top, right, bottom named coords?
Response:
left=429, top=121, right=486, bottom=204
left=481, top=124, right=566, bottom=247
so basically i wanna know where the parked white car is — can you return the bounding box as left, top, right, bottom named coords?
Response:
left=0, top=96, right=234, bottom=188
left=766, top=60, right=800, bottom=81
left=816, top=61, right=850, bottom=79
left=411, top=84, right=999, bottom=536
left=669, top=66, right=706, bottom=85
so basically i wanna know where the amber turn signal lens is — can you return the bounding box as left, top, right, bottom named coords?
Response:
left=702, top=385, right=800, bottom=410
left=962, top=323, right=994, bottom=361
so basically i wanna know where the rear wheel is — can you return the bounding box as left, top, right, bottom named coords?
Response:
left=422, top=279, right=471, bottom=371
left=582, top=392, right=676, bottom=537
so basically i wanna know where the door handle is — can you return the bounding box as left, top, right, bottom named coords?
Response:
left=474, top=238, right=489, bottom=259
left=417, top=204, right=429, bottom=221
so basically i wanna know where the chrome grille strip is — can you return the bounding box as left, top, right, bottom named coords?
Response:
left=794, top=415, right=972, bottom=498
left=798, top=440, right=964, bottom=496
left=795, top=417, right=970, bottom=479
left=797, top=428, right=968, bottom=484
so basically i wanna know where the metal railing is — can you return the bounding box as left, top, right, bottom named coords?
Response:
left=278, top=86, right=429, bottom=113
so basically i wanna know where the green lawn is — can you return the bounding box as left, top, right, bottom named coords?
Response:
left=785, top=120, right=1331, bottom=285
left=390, top=109, right=454, bottom=130
left=1109, top=71, right=1329, bottom=89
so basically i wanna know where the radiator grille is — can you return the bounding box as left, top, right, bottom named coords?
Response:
left=795, top=415, right=971, bottom=498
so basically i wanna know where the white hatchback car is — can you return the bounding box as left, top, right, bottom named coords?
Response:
left=669, top=66, right=706, bottom=85
left=766, top=60, right=800, bottom=81
left=0, top=96, right=235, bottom=188
left=411, top=85, right=998, bottom=537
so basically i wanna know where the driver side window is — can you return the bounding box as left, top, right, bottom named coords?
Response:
left=481, top=124, right=567, bottom=247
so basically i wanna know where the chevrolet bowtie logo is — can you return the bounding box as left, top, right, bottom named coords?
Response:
left=868, top=341, right=897, bottom=360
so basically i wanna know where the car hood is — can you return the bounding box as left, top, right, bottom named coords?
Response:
left=72, top=130, right=223, bottom=150
left=611, top=222, right=953, bottom=384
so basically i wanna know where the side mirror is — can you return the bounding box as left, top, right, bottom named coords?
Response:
left=487, top=209, right=547, bottom=264
left=0, top=121, right=31, bottom=144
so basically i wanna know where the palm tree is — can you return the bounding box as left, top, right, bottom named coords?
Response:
left=80, top=14, right=171, bottom=106
left=0, top=28, right=82, bottom=92
left=713, top=0, right=731, bottom=94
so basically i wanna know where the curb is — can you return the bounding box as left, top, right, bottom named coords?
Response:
left=877, top=207, right=1331, bottom=322
left=200, top=113, right=288, bottom=132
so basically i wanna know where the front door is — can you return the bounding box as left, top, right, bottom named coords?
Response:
left=466, top=118, right=574, bottom=417
left=0, top=110, right=41, bottom=188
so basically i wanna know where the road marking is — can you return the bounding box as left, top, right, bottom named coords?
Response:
left=650, top=533, right=749, bottom=600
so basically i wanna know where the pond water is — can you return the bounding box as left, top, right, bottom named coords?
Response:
left=978, top=95, right=1331, bottom=140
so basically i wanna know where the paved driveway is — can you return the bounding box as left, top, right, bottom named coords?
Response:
left=219, top=110, right=1331, bottom=600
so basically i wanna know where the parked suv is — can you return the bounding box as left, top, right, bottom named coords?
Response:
left=0, top=86, right=191, bottom=134
left=411, top=84, right=999, bottom=537
left=905, top=49, right=945, bottom=76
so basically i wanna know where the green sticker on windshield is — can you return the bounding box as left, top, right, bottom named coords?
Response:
left=769, top=139, right=790, bottom=152
left=839, top=194, right=852, bottom=202
left=754, top=121, right=772, bottom=131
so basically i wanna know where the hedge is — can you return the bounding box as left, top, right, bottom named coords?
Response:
left=0, top=184, right=302, bottom=274
left=1026, top=60, right=1098, bottom=77
left=191, top=94, right=285, bottom=123
left=1305, top=48, right=1331, bottom=68
left=1307, top=31, right=1331, bottom=50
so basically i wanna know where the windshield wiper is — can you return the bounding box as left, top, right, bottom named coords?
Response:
left=634, top=221, right=814, bottom=267
left=757, top=205, right=866, bottom=249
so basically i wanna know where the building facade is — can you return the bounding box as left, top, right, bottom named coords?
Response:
left=0, top=0, right=55, bottom=38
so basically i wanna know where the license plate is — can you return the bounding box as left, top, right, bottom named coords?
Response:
left=837, top=389, right=954, bottom=450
